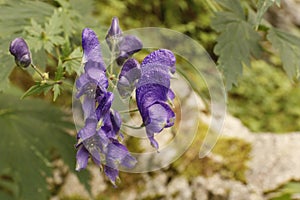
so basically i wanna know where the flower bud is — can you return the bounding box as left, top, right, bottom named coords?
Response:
left=9, top=38, right=31, bottom=68
left=106, top=17, right=122, bottom=39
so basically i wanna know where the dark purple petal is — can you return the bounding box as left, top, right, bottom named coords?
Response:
left=85, top=60, right=106, bottom=73
left=116, top=35, right=142, bottom=65
left=76, top=146, right=90, bottom=171
left=82, top=129, right=110, bottom=166
left=96, top=92, right=114, bottom=121
left=144, top=102, right=175, bottom=149
left=82, top=96, right=96, bottom=119
left=147, top=101, right=175, bottom=129
left=117, top=58, right=141, bottom=98
left=136, top=84, right=170, bottom=111
left=106, top=140, right=137, bottom=169
left=82, top=28, right=106, bottom=69
left=147, top=134, right=159, bottom=149
left=78, top=116, right=97, bottom=140
left=167, top=89, right=175, bottom=101
left=85, top=63, right=108, bottom=88
left=101, top=110, right=122, bottom=139
left=110, top=110, right=122, bottom=134
left=141, top=49, right=176, bottom=73
left=104, top=166, right=119, bottom=186
left=9, top=38, right=31, bottom=68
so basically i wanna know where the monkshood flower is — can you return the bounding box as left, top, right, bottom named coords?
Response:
left=9, top=38, right=32, bottom=68
left=76, top=28, right=136, bottom=186
left=136, top=49, right=176, bottom=149
left=117, top=58, right=141, bottom=98
left=105, top=17, right=142, bottom=65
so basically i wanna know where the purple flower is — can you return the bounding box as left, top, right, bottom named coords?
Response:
left=76, top=28, right=108, bottom=120
left=117, top=58, right=141, bottom=98
left=105, top=17, right=122, bottom=50
left=105, top=17, right=142, bottom=65
left=76, top=28, right=136, bottom=185
left=136, top=49, right=176, bottom=149
left=116, top=35, right=142, bottom=65
left=9, top=38, right=32, bottom=68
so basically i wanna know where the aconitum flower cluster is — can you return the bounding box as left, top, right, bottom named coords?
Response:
left=8, top=16, right=177, bottom=186
left=75, top=17, right=177, bottom=185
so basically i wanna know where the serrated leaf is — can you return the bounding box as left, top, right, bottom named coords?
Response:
left=21, top=82, right=53, bottom=99
left=215, top=0, right=245, bottom=19
left=52, top=84, right=61, bottom=101
left=267, top=28, right=300, bottom=78
left=45, top=10, right=63, bottom=36
left=256, top=0, right=281, bottom=27
left=0, top=93, right=78, bottom=200
left=62, top=47, right=83, bottom=75
left=212, top=11, right=261, bottom=90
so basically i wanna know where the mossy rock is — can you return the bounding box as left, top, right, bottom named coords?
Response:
left=172, top=121, right=251, bottom=182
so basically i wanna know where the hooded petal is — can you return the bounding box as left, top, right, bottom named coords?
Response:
left=136, top=63, right=171, bottom=89
left=9, top=38, right=31, bottom=68
left=141, top=49, right=176, bottom=74
left=82, top=28, right=106, bottom=70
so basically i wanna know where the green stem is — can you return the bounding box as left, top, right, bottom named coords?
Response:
left=110, top=42, right=116, bottom=75
left=31, top=64, right=47, bottom=80
left=62, top=56, right=82, bottom=63
left=122, top=123, right=144, bottom=130
left=119, top=108, right=139, bottom=114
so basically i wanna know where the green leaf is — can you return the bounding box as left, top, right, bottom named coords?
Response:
left=62, top=47, right=83, bottom=75
left=55, top=0, right=82, bottom=38
left=215, top=0, right=245, bottom=19
left=52, top=84, right=61, bottom=101
left=0, top=0, right=54, bottom=38
left=45, top=10, right=63, bottom=39
left=0, top=93, right=78, bottom=200
left=0, top=55, right=14, bottom=92
left=25, top=10, right=64, bottom=54
left=212, top=11, right=261, bottom=89
left=267, top=27, right=300, bottom=79
left=256, top=0, right=281, bottom=27
left=21, top=82, right=53, bottom=99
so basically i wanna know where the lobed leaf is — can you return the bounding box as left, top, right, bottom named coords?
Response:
left=255, top=0, right=281, bottom=28
left=267, top=27, right=300, bottom=79
left=0, top=94, right=78, bottom=200
left=212, top=9, right=261, bottom=89
left=21, top=82, right=53, bottom=99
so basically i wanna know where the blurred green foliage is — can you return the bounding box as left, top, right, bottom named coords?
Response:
left=229, top=60, right=300, bottom=132
left=269, top=182, right=300, bottom=200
